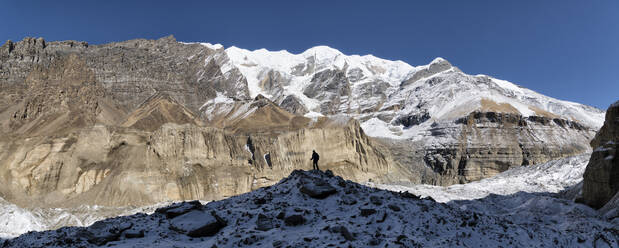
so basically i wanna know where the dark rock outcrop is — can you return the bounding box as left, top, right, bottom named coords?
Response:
left=303, top=69, right=351, bottom=114
left=279, top=95, right=308, bottom=115
left=169, top=210, right=227, bottom=237
left=255, top=214, right=274, bottom=231
left=583, top=101, right=619, bottom=209
left=394, top=111, right=431, bottom=127
left=299, top=179, right=337, bottom=199
left=284, top=214, right=306, bottom=226
left=155, top=200, right=203, bottom=219
left=4, top=170, right=617, bottom=247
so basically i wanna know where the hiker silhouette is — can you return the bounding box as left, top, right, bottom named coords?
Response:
left=310, top=150, right=320, bottom=171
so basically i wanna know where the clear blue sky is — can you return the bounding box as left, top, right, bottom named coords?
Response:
left=1, top=1, right=617, bottom=109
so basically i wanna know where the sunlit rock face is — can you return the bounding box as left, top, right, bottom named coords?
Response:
left=0, top=36, right=399, bottom=209
left=0, top=96, right=393, bottom=208
left=0, top=36, right=605, bottom=211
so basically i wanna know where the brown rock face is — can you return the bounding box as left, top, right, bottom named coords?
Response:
left=0, top=120, right=390, bottom=207
left=583, top=101, right=619, bottom=209
left=0, top=36, right=397, bottom=208
left=0, top=36, right=249, bottom=124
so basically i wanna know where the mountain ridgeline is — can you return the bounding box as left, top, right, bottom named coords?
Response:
left=0, top=36, right=603, bottom=208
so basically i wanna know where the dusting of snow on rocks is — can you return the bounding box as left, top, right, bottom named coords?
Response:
left=4, top=166, right=617, bottom=247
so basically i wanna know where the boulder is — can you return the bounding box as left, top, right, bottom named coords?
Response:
left=330, top=225, right=355, bottom=241
left=284, top=214, right=306, bottom=226
left=83, top=221, right=133, bottom=246
left=169, top=210, right=227, bottom=237
left=360, top=208, right=377, bottom=217
left=156, top=200, right=203, bottom=219
left=300, top=179, right=337, bottom=199
left=340, top=195, right=358, bottom=205
left=387, top=204, right=401, bottom=212
left=255, top=214, right=274, bottom=231
left=583, top=101, right=619, bottom=209
left=369, top=195, right=383, bottom=205
left=124, top=229, right=145, bottom=239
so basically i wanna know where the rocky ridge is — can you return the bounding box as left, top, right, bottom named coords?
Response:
left=3, top=169, right=617, bottom=247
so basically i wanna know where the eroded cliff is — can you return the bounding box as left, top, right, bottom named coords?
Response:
left=0, top=116, right=397, bottom=208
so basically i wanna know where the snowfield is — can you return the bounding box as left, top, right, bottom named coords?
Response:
left=2, top=155, right=617, bottom=247
left=368, top=154, right=590, bottom=202
left=0, top=199, right=179, bottom=239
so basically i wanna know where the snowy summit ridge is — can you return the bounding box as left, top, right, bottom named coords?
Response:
left=202, top=42, right=606, bottom=139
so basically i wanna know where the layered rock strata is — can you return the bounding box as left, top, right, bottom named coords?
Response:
left=0, top=117, right=392, bottom=207
left=0, top=37, right=398, bottom=208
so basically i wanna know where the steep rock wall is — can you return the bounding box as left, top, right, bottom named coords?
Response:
left=0, top=121, right=391, bottom=208
left=380, top=112, right=596, bottom=185
left=583, top=101, right=619, bottom=209
left=0, top=36, right=249, bottom=117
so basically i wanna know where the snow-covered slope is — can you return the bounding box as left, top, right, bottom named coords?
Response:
left=0, top=198, right=174, bottom=239
left=369, top=154, right=590, bottom=202
left=225, top=45, right=413, bottom=109
left=4, top=162, right=617, bottom=247
left=219, top=44, right=604, bottom=137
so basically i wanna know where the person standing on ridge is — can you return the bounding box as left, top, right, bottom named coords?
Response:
left=310, top=150, right=320, bottom=171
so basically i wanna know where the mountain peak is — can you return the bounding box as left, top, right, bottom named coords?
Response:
left=158, top=35, right=176, bottom=43
left=302, top=45, right=343, bottom=58
left=200, top=42, right=223, bottom=50
left=429, top=57, right=451, bottom=67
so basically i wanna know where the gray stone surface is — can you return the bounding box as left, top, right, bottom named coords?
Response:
left=583, top=101, right=619, bottom=209
left=299, top=179, right=337, bottom=199
left=169, top=210, right=226, bottom=237
left=279, top=95, right=308, bottom=115
left=303, top=69, right=351, bottom=114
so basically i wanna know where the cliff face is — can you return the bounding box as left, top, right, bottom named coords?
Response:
left=0, top=36, right=248, bottom=121
left=0, top=118, right=391, bottom=207
left=425, top=112, right=593, bottom=184
left=372, top=112, right=595, bottom=185
left=0, top=37, right=398, bottom=208
left=583, top=101, right=619, bottom=209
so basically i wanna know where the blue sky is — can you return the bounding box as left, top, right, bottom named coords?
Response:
left=1, top=1, right=617, bottom=109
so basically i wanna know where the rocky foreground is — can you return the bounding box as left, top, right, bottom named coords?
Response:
left=3, top=169, right=617, bottom=248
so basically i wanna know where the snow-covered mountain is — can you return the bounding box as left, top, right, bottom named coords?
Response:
left=213, top=44, right=604, bottom=133
left=4, top=156, right=617, bottom=247
left=187, top=42, right=604, bottom=184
